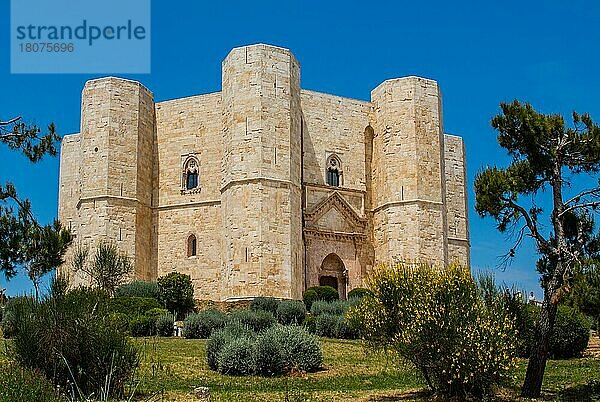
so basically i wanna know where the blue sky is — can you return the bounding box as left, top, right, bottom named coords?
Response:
left=1, top=0, right=599, bottom=297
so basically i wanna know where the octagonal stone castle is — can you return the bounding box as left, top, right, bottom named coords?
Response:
left=58, top=44, right=470, bottom=301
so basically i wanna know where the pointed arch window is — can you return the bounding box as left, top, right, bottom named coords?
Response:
left=181, top=156, right=201, bottom=194
left=326, top=155, right=342, bottom=187
left=187, top=234, right=197, bottom=257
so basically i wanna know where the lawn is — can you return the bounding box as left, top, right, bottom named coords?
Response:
left=2, top=335, right=600, bottom=401
left=130, top=337, right=600, bottom=401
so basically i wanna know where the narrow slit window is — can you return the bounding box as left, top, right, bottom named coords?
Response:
left=187, top=234, right=197, bottom=257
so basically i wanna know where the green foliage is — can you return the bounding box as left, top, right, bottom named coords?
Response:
left=305, top=286, right=339, bottom=302
left=217, top=337, right=256, bottom=376
left=1, top=296, right=31, bottom=338
left=302, top=315, right=316, bottom=334
left=183, top=309, right=227, bottom=339
left=0, top=117, right=69, bottom=282
left=550, top=305, right=590, bottom=359
left=349, top=262, right=518, bottom=399
left=347, top=287, right=371, bottom=300
left=156, top=313, right=175, bottom=337
left=314, top=314, right=359, bottom=339
left=114, top=280, right=160, bottom=299
left=207, top=323, right=323, bottom=376
left=106, top=312, right=130, bottom=334
left=0, top=363, right=63, bottom=402
left=310, top=300, right=346, bottom=316
left=8, top=285, right=139, bottom=398
left=158, top=272, right=195, bottom=320
left=109, top=296, right=162, bottom=317
left=250, top=296, right=280, bottom=315
left=129, top=315, right=156, bottom=337
left=229, top=309, right=276, bottom=332
left=145, top=307, right=170, bottom=320
left=206, top=323, right=255, bottom=370
left=270, top=325, right=323, bottom=373
left=302, top=289, right=318, bottom=310
left=72, top=241, right=133, bottom=296
left=276, top=300, right=306, bottom=325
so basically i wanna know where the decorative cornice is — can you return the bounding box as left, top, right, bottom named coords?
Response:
left=305, top=191, right=366, bottom=230
left=221, top=177, right=301, bottom=193
left=372, top=198, right=443, bottom=213
left=304, top=228, right=366, bottom=243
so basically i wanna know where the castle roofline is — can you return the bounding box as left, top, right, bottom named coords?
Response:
left=222, top=43, right=299, bottom=66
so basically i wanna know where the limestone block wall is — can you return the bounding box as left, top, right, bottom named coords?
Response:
left=371, top=77, right=448, bottom=266
left=300, top=90, right=371, bottom=191
left=221, top=44, right=303, bottom=300
left=444, top=134, right=470, bottom=266
left=60, top=77, right=155, bottom=283
left=154, top=93, right=224, bottom=298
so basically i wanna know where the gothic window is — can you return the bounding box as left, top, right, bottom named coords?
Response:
left=187, top=234, right=197, bottom=257
left=326, top=155, right=342, bottom=187
left=181, top=156, right=200, bottom=194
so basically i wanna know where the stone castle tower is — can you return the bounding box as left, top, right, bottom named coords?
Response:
left=58, top=44, right=469, bottom=301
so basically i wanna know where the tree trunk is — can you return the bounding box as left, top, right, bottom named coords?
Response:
left=521, top=290, right=559, bottom=397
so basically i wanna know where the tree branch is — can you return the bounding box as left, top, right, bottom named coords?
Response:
left=559, top=201, right=600, bottom=217
left=502, top=197, right=554, bottom=255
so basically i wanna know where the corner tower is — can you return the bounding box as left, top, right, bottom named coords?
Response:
left=221, top=44, right=303, bottom=299
left=370, top=77, right=448, bottom=265
left=76, top=77, right=155, bottom=280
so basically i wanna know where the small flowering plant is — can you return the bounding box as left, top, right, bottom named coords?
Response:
left=348, top=262, right=518, bottom=398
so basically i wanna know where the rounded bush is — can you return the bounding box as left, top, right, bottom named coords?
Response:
left=311, top=300, right=345, bottom=317
left=315, top=314, right=340, bottom=338
left=302, top=289, right=319, bottom=311
left=145, top=307, right=170, bottom=320
left=336, top=316, right=360, bottom=339
left=158, top=272, right=195, bottom=320
left=230, top=309, right=276, bottom=332
left=207, top=322, right=256, bottom=370
left=347, top=287, right=371, bottom=300
left=156, top=313, right=175, bottom=337
left=114, top=281, right=159, bottom=299
left=129, top=315, right=156, bottom=337
left=183, top=309, right=227, bottom=339
left=306, top=286, right=339, bottom=302
left=250, top=297, right=280, bottom=315
left=276, top=300, right=306, bottom=325
left=108, top=296, right=162, bottom=317
left=253, top=331, right=285, bottom=376
left=274, top=325, right=323, bottom=372
left=107, top=312, right=130, bottom=334
left=217, top=337, right=255, bottom=375
left=549, top=305, right=590, bottom=359
left=303, top=315, right=316, bottom=334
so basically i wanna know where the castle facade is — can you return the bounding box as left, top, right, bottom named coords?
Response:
left=58, top=44, right=469, bottom=301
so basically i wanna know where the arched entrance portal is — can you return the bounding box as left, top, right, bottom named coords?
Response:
left=319, top=253, right=347, bottom=299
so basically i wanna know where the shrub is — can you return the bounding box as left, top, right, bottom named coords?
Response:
left=107, top=312, right=130, bottom=333
left=1, top=296, right=31, bottom=338
left=270, top=325, right=322, bottom=372
left=109, top=296, right=161, bottom=317
left=315, top=314, right=339, bottom=337
left=145, top=307, right=170, bottom=320
left=10, top=286, right=138, bottom=398
left=302, top=289, right=319, bottom=311
left=0, top=363, right=63, bottom=402
left=114, top=280, right=160, bottom=299
left=217, top=337, right=255, bottom=375
left=306, top=285, right=339, bottom=302
left=348, top=262, right=518, bottom=399
left=276, top=300, right=306, bottom=325
left=254, top=331, right=285, bottom=376
left=515, top=304, right=591, bottom=359
left=129, top=315, right=156, bottom=337
left=303, top=315, right=316, bottom=334
left=156, top=313, right=175, bottom=337
left=549, top=305, right=590, bottom=359
left=347, top=287, right=371, bottom=300
left=207, top=323, right=255, bottom=370
left=158, top=272, right=195, bottom=320
left=230, top=309, right=276, bottom=332
left=336, top=315, right=360, bottom=339
left=311, top=300, right=345, bottom=316
left=250, top=297, right=280, bottom=315
left=183, top=309, right=227, bottom=339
